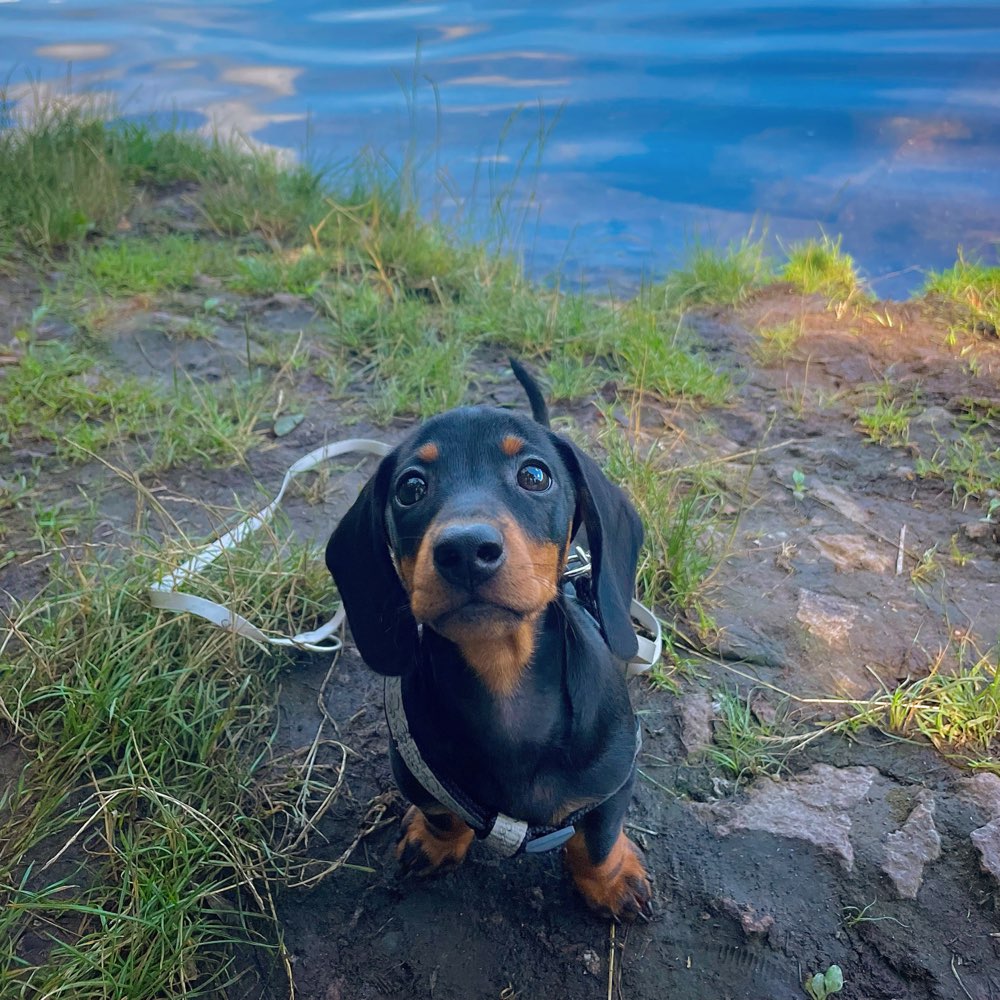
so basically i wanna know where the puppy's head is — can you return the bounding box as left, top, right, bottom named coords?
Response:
left=387, top=409, right=574, bottom=646
left=326, top=374, right=643, bottom=691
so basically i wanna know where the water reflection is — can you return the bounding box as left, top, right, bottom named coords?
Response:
left=1, top=0, right=997, bottom=293
left=36, top=43, right=115, bottom=61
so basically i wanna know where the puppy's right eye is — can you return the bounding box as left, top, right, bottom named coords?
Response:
left=395, top=473, right=428, bottom=506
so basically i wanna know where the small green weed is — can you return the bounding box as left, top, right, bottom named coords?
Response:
left=856, top=382, right=915, bottom=446
left=842, top=900, right=908, bottom=930
left=782, top=235, right=860, bottom=300
left=804, top=965, right=844, bottom=999
left=752, top=319, right=803, bottom=363
left=791, top=468, right=807, bottom=500
left=705, top=690, right=786, bottom=783
left=910, top=545, right=941, bottom=585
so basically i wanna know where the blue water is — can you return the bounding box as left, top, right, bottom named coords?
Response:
left=3, top=0, right=999, bottom=296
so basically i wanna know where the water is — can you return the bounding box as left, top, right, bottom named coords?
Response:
left=3, top=0, right=999, bottom=296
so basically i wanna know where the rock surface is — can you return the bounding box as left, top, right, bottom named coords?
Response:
left=795, top=590, right=859, bottom=649
left=959, top=773, right=1000, bottom=884
left=881, top=794, right=941, bottom=898
left=714, top=764, right=877, bottom=869
left=677, top=690, right=715, bottom=756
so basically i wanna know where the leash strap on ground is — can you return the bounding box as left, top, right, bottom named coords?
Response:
left=147, top=438, right=391, bottom=652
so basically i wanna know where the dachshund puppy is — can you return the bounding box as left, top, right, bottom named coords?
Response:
left=326, top=362, right=652, bottom=919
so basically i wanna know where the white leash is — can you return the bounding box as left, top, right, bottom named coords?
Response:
left=148, top=438, right=391, bottom=653
left=147, top=437, right=662, bottom=671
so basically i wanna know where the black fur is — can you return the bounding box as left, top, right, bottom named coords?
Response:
left=325, top=362, right=649, bottom=915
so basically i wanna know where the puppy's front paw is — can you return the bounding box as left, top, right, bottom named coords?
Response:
left=396, top=805, right=474, bottom=877
left=565, top=829, right=653, bottom=921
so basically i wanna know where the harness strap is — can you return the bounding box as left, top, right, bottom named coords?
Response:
left=384, top=675, right=641, bottom=858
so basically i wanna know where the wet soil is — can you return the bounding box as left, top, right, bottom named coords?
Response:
left=3, top=281, right=1000, bottom=1000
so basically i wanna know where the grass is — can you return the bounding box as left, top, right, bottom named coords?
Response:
left=843, top=649, right=1000, bottom=771
left=0, top=99, right=263, bottom=254
left=923, top=253, right=1000, bottom=337
left=0, top=339, right=274, bottom=470
left=598, top=406, right=723, bottom=618
left=781, top=234, right=860, bottom=300
left=69, top=235, right=235, bottom=297
left=914, top=400, right=1000, bottom=511
left=613, top=295, right=732, bottom=406
left=855, top=381, right=915, bottom=447
left=661, top=234, right=773, bottom=308
left=703, top=690, right=787, bottom=784
left=752, top=319, right=803, bottom=364
left=0, top=518, right=344, bottom=998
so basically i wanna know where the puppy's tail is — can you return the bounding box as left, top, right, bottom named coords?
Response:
left=509, top=358, right=550, bottom=427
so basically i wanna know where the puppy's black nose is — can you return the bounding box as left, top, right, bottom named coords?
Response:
left=433, top=523, right=506, bottom=590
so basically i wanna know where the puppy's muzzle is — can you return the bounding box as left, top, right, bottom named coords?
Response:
left=432, top=522, right=507, bottom=591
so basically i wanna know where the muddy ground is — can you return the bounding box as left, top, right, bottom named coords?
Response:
left=3, top=282, right=1000, bottom=999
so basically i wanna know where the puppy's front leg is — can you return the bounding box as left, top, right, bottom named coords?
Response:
left=397, top=805, right=474, bottom=876
left=564, top=779, right=652, bottom=920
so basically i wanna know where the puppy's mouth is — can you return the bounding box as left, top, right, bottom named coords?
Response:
left=432, top=598, right=524, bottom=626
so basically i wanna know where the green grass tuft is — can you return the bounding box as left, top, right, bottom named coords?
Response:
left=661, top=235, right=773, bottom=308
left=752, top=319, right=803, bottom=364
left=705, top=690, right=787, bottom=783
left=0, top=98, right=130, bottom=252
left=923, top=253, right=1000, bottom=336
left=781, top=234, right=860, bottom=299
left=614, top=298, right=731, bottom=406
left=0, top=341, right=274, bottom=469
left=599, top=410, right=721, bottom=613
left=856, top=382, right=915, bottom=447
left=844, top=651, right=1000, bottom=770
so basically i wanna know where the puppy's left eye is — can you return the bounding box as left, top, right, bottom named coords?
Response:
left=395, top=473, right=428, bottom=506
left=517, top=461, right=552, bottom=493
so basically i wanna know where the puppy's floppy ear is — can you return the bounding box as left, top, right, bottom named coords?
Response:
left=325, top=453, right=419, bottom=675
left=552, top=436, right=643, bottom=661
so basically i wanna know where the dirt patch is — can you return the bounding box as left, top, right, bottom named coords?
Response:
left=4, top=284, right=1000, bottom=999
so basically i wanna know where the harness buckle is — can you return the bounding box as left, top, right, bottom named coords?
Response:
left=562, top=545, right=593, bottom=580
left=483, top=814, right=529, bottom=856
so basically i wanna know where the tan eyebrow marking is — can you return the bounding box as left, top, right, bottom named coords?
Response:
left=417, top=442, right=440, bottom=462
left=501, top=435, right=525, bottom=457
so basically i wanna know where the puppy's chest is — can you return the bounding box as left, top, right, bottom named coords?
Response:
left=412, top=681, right=567, bottom=799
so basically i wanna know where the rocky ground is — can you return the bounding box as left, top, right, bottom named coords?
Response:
left=3, top=277, right=1000, bottom=999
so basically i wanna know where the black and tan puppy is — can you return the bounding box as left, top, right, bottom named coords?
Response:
left=326, top=362, right=652, bottom=919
